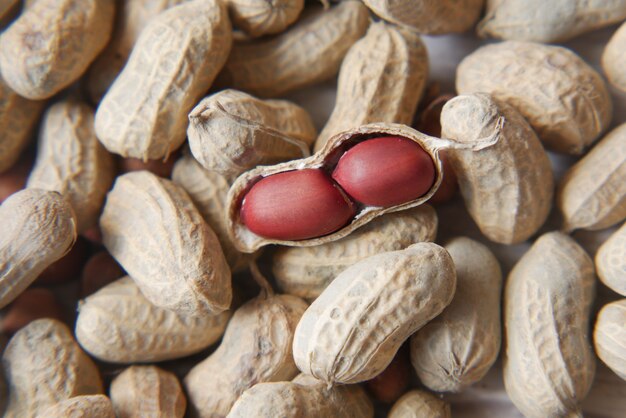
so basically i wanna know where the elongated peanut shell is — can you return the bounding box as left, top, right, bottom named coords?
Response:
left=100, top=171, right=231, bottom=317
left=3, top=319, right=103, bottom=418
left=314, top=21, right=428, bottom=151
left=110, top=366, right=186, bottom=418
left=294, top=242, right=456, bottom=384
left=441, top=93, right=553, bottom=244
left=95, top=0, right=232, bottom=160
left=557, top=123, right=626, bottom=232
left=27, top=100, right=115, bottom=233
left=504, top=232, right=596, bottom=418
left=596, top=222, right=626, bottom=296
left=36, top=395, right=114, bottom=418
left=603, top=22, right=626, bottom=92
left=0, top=189, right=76, bottom=309
left=594, top=299, right=626, bottom=381
left=76, top=277, right=230, bottom=363
left=478, top=0, right=626, bottom=42
left=457, top=41, right=612, bottom=155
left=228, top=0, right=304, bottom=37
left=217, top=1, right=369, bottom=97
left=0, top=0, right=114, bottom=100
left=410, top=237, right=502, bottom=392
left=388, top=390, right=451, bottom=418
left=273, top=206, right=437, bottom=300
left=188, top=89, right=317, bottom=180
left=184, top=293, right=307, bottom=418
left=362, top=0, right=484, bottom=34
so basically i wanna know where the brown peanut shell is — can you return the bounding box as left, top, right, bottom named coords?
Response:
left=36, top=395, right=114, bottom=418
left=596, top=222, right=626, bottom=296
left=228, top=0, right=304, bottom=37
left=388, top=390, right=451, bottom=418
left=594, top=299, right=626, bottom=381
left=603, top=21, right=626, bottom=92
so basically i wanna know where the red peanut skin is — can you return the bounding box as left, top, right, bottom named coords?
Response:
left=241, top=169, right=356, bottom=240
left=1, top=288, right=65, bottom=336
left=332, top=136, right=435, bottom=207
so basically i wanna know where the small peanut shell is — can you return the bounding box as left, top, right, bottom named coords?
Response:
left=100, top=171, right=231, bottom=317
left=0, top=189, right=77, bottom=309
left=3, top=319, right=103, bottom=418
left=0, top=0, right=114, bottom=100
left=504, top=232, right=596, bottom=418
left=603, top=21, right=626, bottom=92
left=75, top=277, right=230, bottom=363
left=596, top=222, right=626, bottom=296
left=227, top=0, right=304, bottom=37
left=388, top=390, right=451, bottom=418
left=27, top=100, right=115, bottom=233
left=441, top=93, right=553, bottom=244
left=293, top=242, right=456, bottom=385
left=36, top=395, right=114, bottom=418
left=216, top=1, right=369, bottom=97
left=456, top=41, right=612, bottom=155
left=410, top=237, right=502, bottom=392
left=184, top=292, right=307, bottom=418
left=594, top=299, right=626, bottom=381
left=187, top=89, right=317, bottom=181
left=95, top=0, right=232, bottom=160
left=272, top=205, right=438, bottom=300
left=557, top=123, right=626, bottom=232
left=110, top=366, right=186, bottom=418
left=314, top=21, right=428, bottom=151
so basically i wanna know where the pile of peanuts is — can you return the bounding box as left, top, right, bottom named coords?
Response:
left=0, top=0, right=625, bottom=417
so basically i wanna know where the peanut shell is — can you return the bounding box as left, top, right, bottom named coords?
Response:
left=36, top=395, right=114, bottom=418
left=228, top=0, right=304, bottom=37
left=388, top=390, right=451, bottom=418
left=596, top=222, right=626, bottom=296
left=594, top=299, right=626, bottom=381
left=603, top=21, right=626, bottom=92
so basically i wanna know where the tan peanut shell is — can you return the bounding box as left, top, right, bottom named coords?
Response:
left=0, top=0, right=114, bottom=100
left=456, top=41, right=612, bottom=155
left=187, top=89, right=317, bottom=180
left=594, top=299, right=626, bottom=381
left=410, top=237, right=502, bottom=392
left=36, top=395, right=115, bottom=418
left=504, top=232, right=596, bottom=418
left=440, top=93, right=553, bottom=244
left=110, top=365, right=186, bottom=418
left=362, top=0, right=484, bottom=35
left=226, top=375, right=374, bottom=418
left=0, top=189, right=76, bottom=309
left=596, top=222, right=626, bottom=296
left=95, top=0, right=232, bottom=160
left=272, top=205, right=438, bottom=300
left=388, top=390, right=451, bottom=418
left=100, top=171, right=231, bottom=317
left=478, top=0, right=626, bottom=42
left=216, top=1, right=369, bottom=97
left=557, top=123, right=626, bottom=232
left=227, top=122, right=500, bottom=252
left=293, top=242, right=456, bottom=384
left=172, top=153, right=252, bottom=272
left=75, top=277, right=230, bottom=363
left=2, top=319, right=103, bottom=418
left=26, top=100, right=115, bottom=233
left=184, top=292, right=307, bottom=418
left=314, top=21, right=428, bottom=151
left=87, top=0, right=190, bottom=103
left=228, top=0, right=304, bottom=37
left=603, top=22, right=626, bottom=92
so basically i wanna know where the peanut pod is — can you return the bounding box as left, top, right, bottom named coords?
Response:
left=36, top=395, right=114, bottom=418
left=388, top=390, right=451, bottom=418
left=227, top=0, right=304, bottom=37
left=603, top=21, right=626, bottom=92
left=594, top=299, right=626, bottom=381
left=595, top=222, right=626, bottom=296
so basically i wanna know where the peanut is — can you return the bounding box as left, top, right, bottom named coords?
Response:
left=119, top=156, right=178, bottom=178
left=36, top=395, right=114, bottom=418
left=557, top=123, right=626, bottom=232
left=95, top=0, right=232, bottom=160
left=272, top=205, right=438, bottom=300
left=0, top=0, right=114, bottom=100
left=216, top=1, right=369, bottom=97
left=504, top=232, right=596, bottom=418
left=594, top=299, right=626, bottom=381
left=75, top=276, right=230, bottom=363
left=110, top=365, right=186, bottom=418
left=603, top=21, right=626, bottom=92
left=227, top=0, right=304, bottom=37
left=596, top=222, right=626, bottom=296
left=314, top=21, right=428, bottom=151
left=456, top=41, right=612, bottom=155
left=388, top=390, right=451, bottom=418
left=440, top=93, right=553, bottom=244
left=187, top=89, right=317, bottom=181
left=365, top=345, right=410, bottom=404
left=410, top=237, right=502, bottom=392
left=293, top=242, right=456, bottom=384
left=100, top=171, right=231, bottom=317
left=3, top=319, right=103, bottom=418
left=1, top=288, right=65, bottom=336
left=0, top=189, right=76, bottom=309
left=27, top=99, right=115, bottom=233
left=184, top=292, right=307, bottom=418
